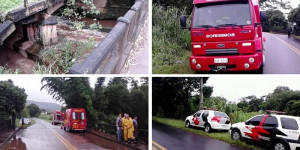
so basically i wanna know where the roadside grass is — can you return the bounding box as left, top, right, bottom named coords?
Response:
left=153, top=116, right=262, bottom=150
left=0, top=0, right=40, bottom=14
left=0, top=66, right=21, bottom=74
left=294, top=36, right=300, bottom=40
left=39, top=114, right=52, bottom=123
left=152, top=4, right=193, bottom=74
left=16, top=118, right=36, bottom=129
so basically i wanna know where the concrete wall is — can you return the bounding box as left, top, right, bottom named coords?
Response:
left=87, top=0, right=135, bottom=19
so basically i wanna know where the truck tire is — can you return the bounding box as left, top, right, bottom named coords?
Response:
left=257, top=65, right=263, bottom=74
left=273, top=140, right=289, bottom=150
left=185, top=121, right=190, bottom=128
left=231, top=129, right=241, bottom=141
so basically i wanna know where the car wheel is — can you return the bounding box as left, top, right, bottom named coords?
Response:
left=231, top=130, right=241, bottom=141
left=185, top=121, right=190, bottom=128
left=257, top=64, right=263, bottom=74
left=273, top=140, right=288, bottom=150
left=204, top=124, right=211, bottom=133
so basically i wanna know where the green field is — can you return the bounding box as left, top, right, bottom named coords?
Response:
left=0, top=0, right=41, bottom=13
left=153, top=116, right=262, bottom=150
left=39, top=114, right=52, bottom=123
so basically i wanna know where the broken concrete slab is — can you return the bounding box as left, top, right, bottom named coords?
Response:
left=0, top=21, right=16, bottom=45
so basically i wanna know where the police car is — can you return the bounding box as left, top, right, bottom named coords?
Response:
left=185, top=109, right=231, bottom=133
left=230, top=111, right=300, bottom=150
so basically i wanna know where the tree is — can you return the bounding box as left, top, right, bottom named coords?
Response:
left=288, top=5, right=300, bottom=35
left=0, top=80, right=27, bottom=129
left=262, top=9, right=288, bottom=32
left=286, top=100, right=300, bottom=116
left=260, top=0, right=292, bottom=10
left=27, top=104, right=40, bottom=117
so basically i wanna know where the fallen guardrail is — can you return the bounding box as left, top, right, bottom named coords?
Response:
left=69, top=0, right=148, bottom=74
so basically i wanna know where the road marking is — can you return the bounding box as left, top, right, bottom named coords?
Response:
left=50, top=129, right=78, bottom=150
left=152, top=140, right=168, bottom=150
left=273, top=36, right=300, bottom=56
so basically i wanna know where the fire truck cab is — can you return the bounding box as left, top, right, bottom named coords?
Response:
left=180, top=0, right=267, bottom=73
left=52, top=110, right=64, bottom=125
left=64, top=108, right=87, bottom=132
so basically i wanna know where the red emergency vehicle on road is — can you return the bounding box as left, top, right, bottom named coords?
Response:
left=64, top=108, right=87, bottom=132
left=52, top=110, right=64, bottom=125
left=180, top=0, right=267, bottom=73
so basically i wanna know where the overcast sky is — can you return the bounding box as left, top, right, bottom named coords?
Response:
left=206, top=76, right=300, bottom=103
left=0, top=76, right=142, bottom=105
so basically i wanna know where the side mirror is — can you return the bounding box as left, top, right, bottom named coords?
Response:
left=180, top=16, right=187, bottom=28
left=260, top=11, right=267, bottom=23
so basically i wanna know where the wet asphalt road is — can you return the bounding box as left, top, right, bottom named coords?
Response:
left=152, top=121, right=245, bottom=150
left=1, top=118, right=134, bottom=150
left=263, top=33, right=300, bottom=74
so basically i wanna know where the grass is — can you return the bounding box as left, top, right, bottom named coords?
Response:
left=294, top=35, right=300, bottom=40
left=0, top=0, right=41, bottom=14
left=152, top=5, right=193, bottom=74
left=39, top=114, right=52, bottom=123
left=0, top=66, right=21, bottom=74
left=16, top=118, right=36, bottom=129
left=36, top=38, right=97, bottom=74
left=153, top=116, right=262, bottom=150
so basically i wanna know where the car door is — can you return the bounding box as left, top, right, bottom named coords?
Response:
left=278, top=117, right=300, bottom=141
left=199, top=111, right=209, bottom=127
left=242, top=115, right=265, bottom=141
left=260, top=116, right=279, bottom=143
left=191, top=111, right=202, bottom=127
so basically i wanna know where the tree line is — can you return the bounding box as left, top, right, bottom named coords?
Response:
left=153, top=77, right=300, bottom=123
left=41, top=77, right=149, bottom=129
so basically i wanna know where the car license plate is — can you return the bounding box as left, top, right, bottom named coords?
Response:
left=214, top=58, right=228, bottom=63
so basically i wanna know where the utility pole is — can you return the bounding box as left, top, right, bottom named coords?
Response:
left=199, top=77, right=204, bottom=110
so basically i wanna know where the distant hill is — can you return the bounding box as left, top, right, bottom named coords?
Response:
left=26, top=100, right=62, bottom=112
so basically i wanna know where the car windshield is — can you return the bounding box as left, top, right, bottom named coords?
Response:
left=193, top=1, right=252, bottom=28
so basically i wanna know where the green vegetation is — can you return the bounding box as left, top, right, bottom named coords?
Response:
left=37, top=39, right=97, bottom=74
left=153, top=77, right=300, bottom=121
left=27, top=104, right=41, bottom=117
left=0, top=66, right=20, bottom=74
left=39, top=114, right=52, bottom=123
left=153, top=117, right=262, bottom=150
left=262, top=9, right=288, bottom=33
left=41, top=77, right=149, bottom=129
left=152, top=5, right=192, bottom=74
left=0, top=80, right=27, bottom=129
left=0, top=0, right=40, bottom=14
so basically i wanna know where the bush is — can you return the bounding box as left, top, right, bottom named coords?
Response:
left=152, top=5, right=191, bottom=73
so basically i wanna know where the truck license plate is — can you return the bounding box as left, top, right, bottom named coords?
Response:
left=216, top=66, right=227, bottom=70
left=214, top=58, right=228, bottom=63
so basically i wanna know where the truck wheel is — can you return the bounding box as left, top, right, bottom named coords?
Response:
left=273, top=140, right=288, bottom=150
left=204, top=124, right=211, bottom=133
left=185, top=121, right=190, bottom=128
left=257, top=65, right=263, bottom=74
left=231, top=129, right=241, bottom=141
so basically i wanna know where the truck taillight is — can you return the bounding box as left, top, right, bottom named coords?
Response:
left=212, top=116, right=221, bottom=123
left=255, top=27, right=259, bottom=38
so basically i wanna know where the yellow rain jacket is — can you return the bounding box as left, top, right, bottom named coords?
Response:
left=128, top=118, right=135, bottom=139
left=122, top=117, right=129, bottom=141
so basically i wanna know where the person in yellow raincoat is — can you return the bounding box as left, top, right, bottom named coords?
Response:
left=128, top=116, right=135, bottom=142
left=122, top=114, right=130, bottom=142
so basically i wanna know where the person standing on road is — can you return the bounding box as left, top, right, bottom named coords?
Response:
left=133, top=116, right=138, bottom=142
left=122, top=113, right=129, bottom=143
left=21, top=117, right=24, bottom=126
left=128, top=115, right=135, bottom=143
left=116, top=113, right=123, bottom=142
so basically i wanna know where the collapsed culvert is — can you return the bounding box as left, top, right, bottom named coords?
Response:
left=0, top=0, right=142, bottom=74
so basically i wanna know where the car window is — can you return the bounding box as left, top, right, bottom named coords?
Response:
left=72, top=112, right=78, bottom=120
left=281, top=117, right=299, bottom=130
left=79, top=112, right=85, bottom=120
left=214, top=111, right=229, bottom=118
left=247, top=116, right=263, bottom=126
left=263, top=116, right=278, bottom=127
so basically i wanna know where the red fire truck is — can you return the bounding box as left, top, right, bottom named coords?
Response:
left=63, top=108, right=87, bottom=132
left=52, top=110, right=64, bottom=125
left=180, top=0, right=267, bottom=73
